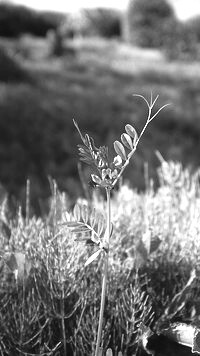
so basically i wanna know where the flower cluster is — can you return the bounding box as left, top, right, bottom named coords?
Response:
left=91, top=154, right=124, bottom=188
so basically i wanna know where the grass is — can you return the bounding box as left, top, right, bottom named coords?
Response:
left=0, top=36, right=200, bottom=213
left=0, top=159, right=200, bottom=355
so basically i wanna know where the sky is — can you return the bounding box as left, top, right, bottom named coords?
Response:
left=6, top=0, right=200, bottom=20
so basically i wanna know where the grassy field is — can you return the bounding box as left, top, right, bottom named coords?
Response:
left=0, top=36, right=200, bottom=212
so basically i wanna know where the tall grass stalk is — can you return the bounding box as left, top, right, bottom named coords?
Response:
left=61, top=283, right=67, bottom=356
left=25, top=178, right=30, bottom=226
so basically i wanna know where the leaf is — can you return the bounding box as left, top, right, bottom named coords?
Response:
left=78, top=145, right=94, bottom=166
left=90, top=231, right=101, bottom=245
left=72, top=226, right=90, bottom=233
left=91, top=174, right=102, bottom=185
left=85, top=249, right=102, bottom=267
left=114, top=141, right=127, bottom=161
left=121, top=133, right=133, bottom=150
left=63, top=221, right=84, bottom=228
left=73, top=204, right=81, bottom=221
left=81, top=205, right=89, bottom=224
left=75, top=236, right=91, bottom=242
left=125, top=124, right=138, bottom=145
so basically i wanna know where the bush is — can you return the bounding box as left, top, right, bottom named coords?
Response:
left=164, top=20, right=200, bottom=61
left=0, top=2, right=64, bottom=37
left=0, top=160, right=200, bottom=354
left=56, top=9, right=122, bottom=40
left=186, top=16, right=200, bottom=43
left=81, top=8, right=122, bottom=38
left=125, top=0, right=176, bottom=47
left=0, top=47, right=29, bottom=82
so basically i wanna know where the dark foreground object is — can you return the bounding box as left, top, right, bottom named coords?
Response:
left=144, top=333, right=199, bottom=356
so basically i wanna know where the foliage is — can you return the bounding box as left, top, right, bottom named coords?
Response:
left=60, top=8, right=122, bottom=39
left=0, top=46, right=32, bottom=83
left=0, top=3, right=122, bottom=39
left=126, top=0, right=176, bottom=47
left=82, top=8, right=122, bottom=38
left=186, top=16, right=200, bottom=43
left=0, top=158, right=200, bottom=354
left=0, top=2, right=64, bottom=37
left=164, top=20, right=200, bottom=61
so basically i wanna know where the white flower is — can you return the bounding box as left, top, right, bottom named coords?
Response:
left=113, top=155, right=122, bottom=168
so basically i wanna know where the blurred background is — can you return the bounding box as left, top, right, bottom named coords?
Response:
left=0, top=0, right=200, bottom=213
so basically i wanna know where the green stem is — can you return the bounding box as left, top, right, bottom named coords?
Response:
left=25, top=178, right=30, bottom=226
left=95, top=187, right=111, bottom=356
left=61, top=289, right=67, bottom=356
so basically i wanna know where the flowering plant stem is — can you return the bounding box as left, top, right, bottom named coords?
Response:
left=72, top=94, right=169, bottom=355
left=95, top=187, right=111, bottom=356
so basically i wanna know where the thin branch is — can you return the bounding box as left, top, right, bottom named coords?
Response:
left=151, top=94, right=159, bottom=109
left=112, top=95, right=170, bottom=187
left=149, top=103, right=171, bottom=122
left=132, top=94, right=150, bottom=109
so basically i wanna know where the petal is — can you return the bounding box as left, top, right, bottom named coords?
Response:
left=113, top=155, right=122, bottom=167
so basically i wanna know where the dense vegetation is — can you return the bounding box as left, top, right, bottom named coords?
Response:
left=0, top=160, right=199, bottom=355
left=126, top=0, right=176, bottom=47
left=125, top=0, right=200, bottom=60
left=0, top=2, right=64, bottom=37
left=0, top=3, right=122, bottom=39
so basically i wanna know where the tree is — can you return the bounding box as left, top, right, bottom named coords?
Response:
left=125, top=0, right=176, bottom=48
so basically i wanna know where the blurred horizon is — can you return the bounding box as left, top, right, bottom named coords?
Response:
left=2, top=0, right=200, bottom=20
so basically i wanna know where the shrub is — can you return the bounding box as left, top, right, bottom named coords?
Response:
left=0, top=159, right=200, bottom=354
left=125, top=0, right=176, bottom=47
left=164, top=20, right=200, bottom=61
left=0, top=2, right=64, bottom=38
left=56, top=8, right=122, bottom=39
left=0, top=47, right=29, bottom=82
left=82, top=8, right=122, bottom=38
left=186, top=15, right=200, bottom=43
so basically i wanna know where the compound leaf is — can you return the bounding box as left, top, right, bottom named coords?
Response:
left=121, top=133, right=133, bottom=150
